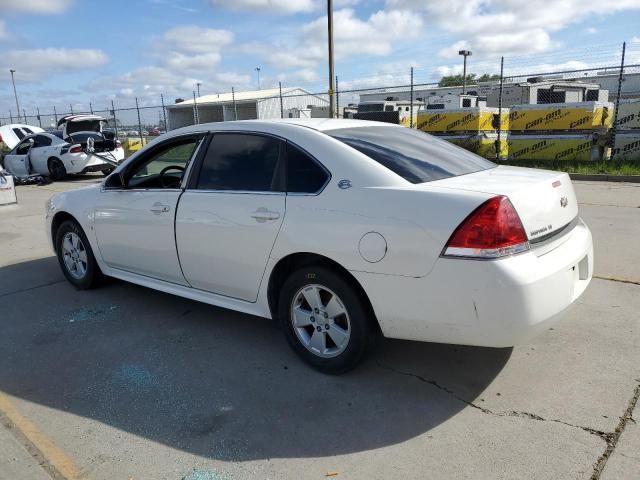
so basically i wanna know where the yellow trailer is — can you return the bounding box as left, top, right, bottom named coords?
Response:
left=122, top=137, right=147, bottom=157
left=416, top=108, right=509, bottom=133
left=436, top=133, right=508, bottom=159
left=509, top=102, right=613, bottom=132
left=507, top=134, right=597, bottom=161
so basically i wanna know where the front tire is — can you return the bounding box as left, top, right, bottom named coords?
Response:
left=48, top=158, right=67, bottom=181
left=279, top=267, right=374, bottom=373
left=55, top=220, right=102, bottom=289
left=102, top=168, right=115, bottom=176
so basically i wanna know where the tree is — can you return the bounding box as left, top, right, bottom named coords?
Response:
left=438, top=73, right=500, bottom=87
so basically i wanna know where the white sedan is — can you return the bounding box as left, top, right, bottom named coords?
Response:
left=45, top=119, right=593, bottom=372
left=3, top=131, right=124, bottom=180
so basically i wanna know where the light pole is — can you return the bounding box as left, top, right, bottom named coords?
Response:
left=196, top=82, right=201, bottom=97
left=255, top=67, right=261, bottom=90
left=9, top=69, right=21, bottom=123
left=458, top=50, right=472, bottom=94
left=327, top=0, right=335, bottom=118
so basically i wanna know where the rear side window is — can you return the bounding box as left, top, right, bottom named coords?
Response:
left=13, top=128, right=25, bottom=140
left=326, top=126, right=495, bottom=184
left=33, top=135, right=52, bottom=148
left=197, top=133, right=282, bottom=192
left=286, top=143, right=328, bottom=193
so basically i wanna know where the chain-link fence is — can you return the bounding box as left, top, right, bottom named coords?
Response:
left=2, top=42, right=639, bottom=162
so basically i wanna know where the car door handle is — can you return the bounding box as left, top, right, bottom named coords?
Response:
left=150, top=203, right=171, bottom=214
left=250, top=209, right=281, bottom=221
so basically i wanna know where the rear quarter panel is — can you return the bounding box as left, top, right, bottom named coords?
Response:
left=273, top=183, right=492, bottom=278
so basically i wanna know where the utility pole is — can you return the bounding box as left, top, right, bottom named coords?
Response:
left=458, top=50, right=472, bottom=94
left=327, top=0, right=335, bottom=118
left=255, top=67, right=261, bottom=90
left=9, top=69, right=21, bottom=123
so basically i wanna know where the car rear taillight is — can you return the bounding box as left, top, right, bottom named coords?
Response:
left=443, top=196, right=529, bottom=259
left=69, top=144, right=83, bottom=153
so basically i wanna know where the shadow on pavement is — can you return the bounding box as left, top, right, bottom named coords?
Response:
left=0, top=257, right=512, bottom=461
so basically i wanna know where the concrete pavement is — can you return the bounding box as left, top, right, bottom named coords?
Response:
left=0, top=175, right=638, bottom=480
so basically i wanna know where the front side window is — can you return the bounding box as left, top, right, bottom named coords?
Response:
left=326, top=126, right=495, bottom=184
left=127, top=137, right=200, bottom=189
left=286, top=143, right=329, bottom=193
left=197, top=133, right=282, bottom=192
left=15, top=138, right=34, bottom=155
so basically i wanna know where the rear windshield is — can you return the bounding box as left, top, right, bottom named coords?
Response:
left=326, top=126, right=495, bottom=183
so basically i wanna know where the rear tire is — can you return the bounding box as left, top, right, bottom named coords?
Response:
left=48, top=158, right=67, bottom=181
left=278, top=266, right=374, bottom=374
left=55, top=220, right=102, bottom=289
left=102, top=168, right=114, bottom=176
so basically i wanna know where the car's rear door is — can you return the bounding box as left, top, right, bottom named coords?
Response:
left=175, top=132, right=286, bottom=302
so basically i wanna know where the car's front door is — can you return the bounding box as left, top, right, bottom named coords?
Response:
left=176, top=132, right=286, bottom=302
left=93, top=134, right=205, bottom=285
left=3, top=138, right=34, bottom=177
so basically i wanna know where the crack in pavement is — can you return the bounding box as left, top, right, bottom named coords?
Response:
left=376, top=361, right=617, bottom=444
left=593, top=275, right=640, bottom=286
left=0, top=279, right=66, bottom=299
left=591, top=381, right=640, bottom=480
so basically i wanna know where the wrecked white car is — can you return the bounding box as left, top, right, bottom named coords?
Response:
left=2, top=115, right=124, bottom=181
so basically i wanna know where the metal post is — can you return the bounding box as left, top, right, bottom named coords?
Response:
left=9, top=111, right=13, bottom=123
left=135, top=97, right=144, bottom=145
left=111, top=100, right=118, bottom=138
left=410, top=67, right=414, bottom=128
left=23, top=109, right=27, bottom=124
left=53, top=106, right=58, bottom=124
left=232, top=87, right=237, bottom=120
left=335, top=75, right=339, bottom=118
left=9, top=69, right=21, bottom=123
left=497, top=56, right=504, bottom=161
left=89, top=102, right=93, bottom=114
left=462, top=57, right=467, bottom=94
left=327, top=0, right=335, bottom=118
left=255, top=67, right=261, bottom=90
left=279, top=82, right=284, bottom=119
left=161, top=94, right=167, bottom=131
left=196, top=82, right=201, bottom=97
left=37, top=107, right=42, bottom=128
left=611, top=41, right=626, bottom=160
left=192, top=90, right=199, bottom=125
left=70, top=104, right=74, bottom=115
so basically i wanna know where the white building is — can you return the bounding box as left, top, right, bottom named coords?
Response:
left=166, top=87, right=329, bottom=130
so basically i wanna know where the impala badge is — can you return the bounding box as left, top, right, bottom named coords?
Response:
left=338, top=179, right=352, bottom=189
left=560, top=197, right=568, bottom=208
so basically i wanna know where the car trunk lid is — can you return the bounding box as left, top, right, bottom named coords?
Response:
left=428, top=165, right=578, bottom=242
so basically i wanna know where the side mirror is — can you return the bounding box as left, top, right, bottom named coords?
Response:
left=104, top=172, right=125, bottom=189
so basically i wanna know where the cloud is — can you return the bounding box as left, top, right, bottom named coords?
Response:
left=387, top=0, right=640, bottom=56
left=0, top=20, right=7, bottom=39
left=0, top=48, right=108, bottom=82
left=163, top=26, right=234, bottom=54
left=586, top=27, right=598, bottom=34
left=208, top=0, right=316, bottom=14
left=0, top=0, right=73, bottom=14
left=244, top=7, right=422, bottom=77
left=632, top=36, right=640, bottom=43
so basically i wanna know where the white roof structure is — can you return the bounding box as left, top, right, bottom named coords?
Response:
left=170, top=87, right=313, bottom=107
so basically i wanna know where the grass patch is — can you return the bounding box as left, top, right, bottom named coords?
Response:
left=496, top=159, right=640, bottom=176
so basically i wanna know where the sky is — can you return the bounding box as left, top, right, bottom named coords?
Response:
left=0, top=0, right=639, bottom=121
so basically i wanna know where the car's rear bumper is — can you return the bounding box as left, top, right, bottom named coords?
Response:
left=352, top=218, right=593, bottom=347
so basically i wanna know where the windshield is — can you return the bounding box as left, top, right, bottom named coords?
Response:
left=326, top=126, right=495, bottom=184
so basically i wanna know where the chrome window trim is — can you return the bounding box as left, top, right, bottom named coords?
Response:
left=183, top=189, right=285, bottom=196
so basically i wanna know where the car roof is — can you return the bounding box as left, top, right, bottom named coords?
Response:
left=167, top=118, right=401, bottom=138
